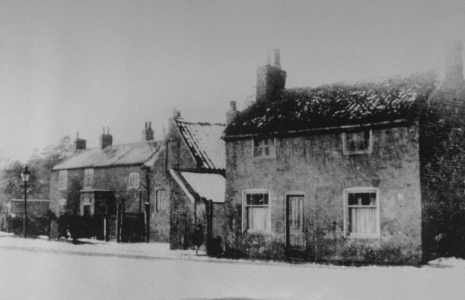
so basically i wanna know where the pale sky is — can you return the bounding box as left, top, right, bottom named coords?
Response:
left=1, top=0, right=464, bottom=164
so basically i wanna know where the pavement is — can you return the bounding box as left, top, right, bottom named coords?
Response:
left=0, top=232, right=294, bottom=267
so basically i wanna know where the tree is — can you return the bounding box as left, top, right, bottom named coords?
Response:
left=0, top=136, right=73, bottom=204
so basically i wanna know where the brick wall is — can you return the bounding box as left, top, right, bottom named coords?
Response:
left=169, top=175, right=194, bottom=249
left=49, top=163, right=171, bottom=242
left=149, top=146, right=170, bottom=242
left=225, top=124, right=422, bottom=264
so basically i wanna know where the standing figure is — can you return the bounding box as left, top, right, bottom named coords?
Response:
left=191, top=224, right=204, bottom=255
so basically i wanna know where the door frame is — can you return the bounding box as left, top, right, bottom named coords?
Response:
left=285, top=192, right=305, bottom=250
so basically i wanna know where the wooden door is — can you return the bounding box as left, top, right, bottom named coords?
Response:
left=286, top=195, right=305, bottom=249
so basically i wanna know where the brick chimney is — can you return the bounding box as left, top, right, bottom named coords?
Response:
left=256, top=49, right=286, bottom=102
left=226, top=101, right=239, bottom=125
left=445, top=40, right=464, bottom=86
left=142, top=122, right=154, bottom=141
left=74, top=132, right=86, bottom=152
left=99, top=127, right=113, bottom=149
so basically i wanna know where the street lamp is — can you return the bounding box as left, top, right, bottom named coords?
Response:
left=21, top=166, right=31, bottom=238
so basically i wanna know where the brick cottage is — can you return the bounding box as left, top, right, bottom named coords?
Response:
left=49, top=123, right=168, bottom=241
left=222, top=43, right=465, bottom=264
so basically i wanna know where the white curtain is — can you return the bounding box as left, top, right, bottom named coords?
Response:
left=350, top=207, right=376, bottom=234
left=248, top=207, right=268, bottom=231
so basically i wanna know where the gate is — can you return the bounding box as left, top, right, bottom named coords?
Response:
left=117, top=204, right=146, bottom=243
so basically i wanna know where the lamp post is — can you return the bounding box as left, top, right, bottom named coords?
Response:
left=21, top=166, right=31, bottom=238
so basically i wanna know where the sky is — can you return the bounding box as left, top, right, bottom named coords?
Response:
left=0, top=0, right=465, bottom=164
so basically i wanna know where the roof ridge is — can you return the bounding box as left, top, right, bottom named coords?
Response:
left=175, top=119, right=225, bottom=127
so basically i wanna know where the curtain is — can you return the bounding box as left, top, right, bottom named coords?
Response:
left=350, top=207, right=376, bottom=234
left=248, top=207, right=268, bottom=231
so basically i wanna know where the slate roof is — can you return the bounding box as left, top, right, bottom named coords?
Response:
left=224, top=71, right=439, bottom=138
left=175, top=119, right=226, bottom=170
left=169, top=169, right=225, bottom=203
left=53, top=141, right=161, bottom=170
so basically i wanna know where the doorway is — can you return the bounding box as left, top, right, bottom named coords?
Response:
left=286, top=194, right=305, bottom=250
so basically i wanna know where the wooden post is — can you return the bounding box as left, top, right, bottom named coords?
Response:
left=116, top=203, right=122, bottom=243
left=145, top=203, right=150, bottom=243
left=206, top=200, right=213, bottom=255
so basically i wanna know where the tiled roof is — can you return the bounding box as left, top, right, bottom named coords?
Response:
left=53, top=141, right=161, bottom=170
left=224, top=71, right=439, bottom=138
left=175, top=119, right=226, bottom=170
left=169, top=169, right=225, bottom=203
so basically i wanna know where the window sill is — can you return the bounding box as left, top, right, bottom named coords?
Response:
left=342, top=150, right=372, bottom=156
left=347, top=233, right=380, bottom=239
left=245, top=229, right=272, bottom=235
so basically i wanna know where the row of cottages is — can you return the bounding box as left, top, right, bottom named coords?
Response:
left=49, top=123, right=170, bottom=241
left=166, top=110, right=226, bottom=252
left=221, top=42, right=465, bottom=264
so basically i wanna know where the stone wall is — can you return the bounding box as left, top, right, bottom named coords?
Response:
left=224, top=124, right=422, bottom=264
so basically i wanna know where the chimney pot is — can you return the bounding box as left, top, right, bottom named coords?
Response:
left=226, top=100, right=239, bottom=125
left=273, top=49, right=281, bottom=68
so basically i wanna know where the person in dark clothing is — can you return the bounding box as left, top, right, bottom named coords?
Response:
left=191, top=224, right=204, bottom=255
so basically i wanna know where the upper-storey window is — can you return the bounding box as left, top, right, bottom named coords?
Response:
left=342, top=129, right=372, bottom=155
left=253, top=138, right=276, bottom=158
left=343, top=188, right=380, bottom=239
left=58, top=170, right=68, bottom=191
left=84, top=168, right=94, bottom=189
left=128, top=172, right=140, bottom=189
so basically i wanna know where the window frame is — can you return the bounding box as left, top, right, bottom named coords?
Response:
left=342, top=129, right=373, bottom=155
left=128, top=172, right=140, bottom=190
left=84, top=168, right=94, bottom=189
left=155, top=188, right=167, bottom=212
left=242, top=189, right=271, bottom=234
left=343, top=187, right=380, bottom=239
left=252, top=138, right=276, bottom=158
left=58, top=170, right=68, bottom=191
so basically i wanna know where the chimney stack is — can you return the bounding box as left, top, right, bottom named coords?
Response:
left=142, top=121, right=155, bottom=141
left=226, top=101, right=239, bottom=125
left=445, top=40, right=464, bottom=85
left=99, top=127, right=113, bottom=149
left=256, top=49, right=286, bottom=102
left=74, top=132, right=86, bottom=152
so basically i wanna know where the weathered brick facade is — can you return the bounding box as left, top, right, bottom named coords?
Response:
left=225, top=125, right=422, bottom=263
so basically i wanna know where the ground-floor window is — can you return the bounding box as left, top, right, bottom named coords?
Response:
left=243, top=189, right=270, bottom=233
left=155, top=189, right=168, bottom=212
left=344, top=188, right=380, bottom=238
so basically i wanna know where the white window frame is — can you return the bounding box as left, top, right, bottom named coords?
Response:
left=156, top=189, right=167, bottom=212
left=342, top=129, right=373, bottom=155
left=84, top=168, right=94, bottom=189
left=242, top=189, right=271, bottom=234
left=252, top=138, right=276, bottom=158
left=128, top=172, right=140, bottom=189
left=58, top=170, right=68, bottom=191
left=343, top=187, right=380, bottom=239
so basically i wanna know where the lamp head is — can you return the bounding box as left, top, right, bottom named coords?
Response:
left=21, top=166, right=31, bottom=182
